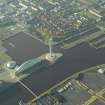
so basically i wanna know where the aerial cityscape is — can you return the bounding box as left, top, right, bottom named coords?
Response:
left=1, top=0, right=105, bottom=105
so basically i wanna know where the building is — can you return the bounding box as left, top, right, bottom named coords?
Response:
left=15, top=58, right=49, bottom=76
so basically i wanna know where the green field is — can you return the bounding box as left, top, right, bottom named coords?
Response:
left=0, top=51, right=11, bottom=62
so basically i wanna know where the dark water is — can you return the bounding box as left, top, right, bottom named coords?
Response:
left=2, top=35, right=105, bottom=105
left=3, top=32, right=48, bottom=65
left=22, top=43, right=105, bottom=95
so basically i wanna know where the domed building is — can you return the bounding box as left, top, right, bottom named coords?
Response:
left=6, top=61, right=16, bottom=69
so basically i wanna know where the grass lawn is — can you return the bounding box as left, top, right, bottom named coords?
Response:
left=0, top=51, right=11, bottom=62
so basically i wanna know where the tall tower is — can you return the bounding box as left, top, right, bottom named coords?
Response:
left=45, top=37, right=63, bottom=63
left=49, top=37, right=53, bottom=57
left=45, top=37, right=56, bottom=63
